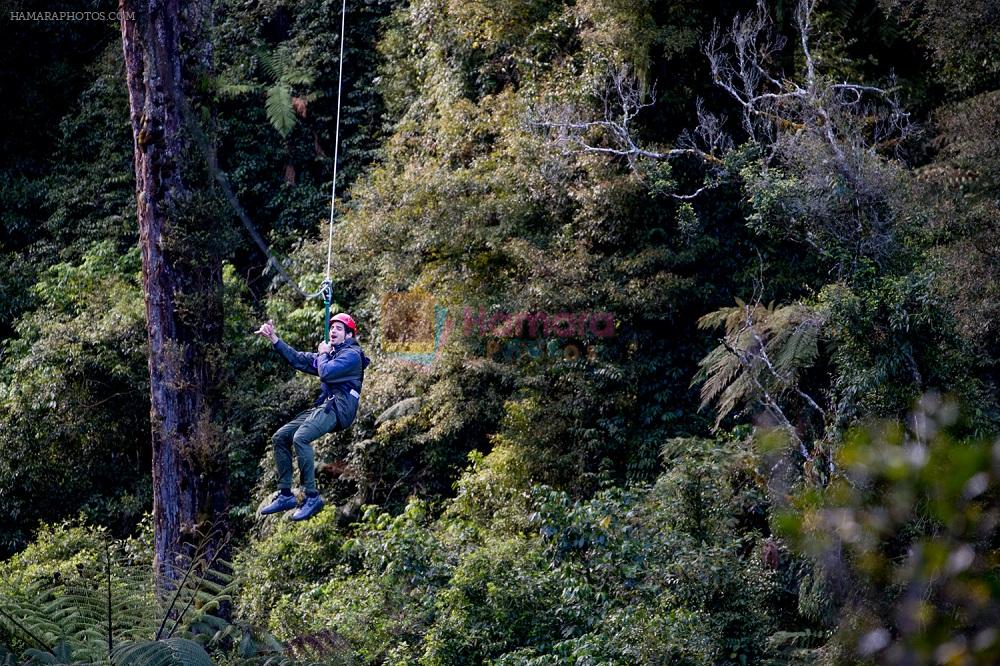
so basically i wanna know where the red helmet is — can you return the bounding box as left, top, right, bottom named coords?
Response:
left=330, top=312, right=357, bottom=334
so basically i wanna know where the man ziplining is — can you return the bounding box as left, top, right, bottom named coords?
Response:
left=254, top=312, right=370, bottom=520
left=245, top=0, right=362, bottom=523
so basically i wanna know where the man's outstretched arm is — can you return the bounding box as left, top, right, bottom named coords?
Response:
left=255, top=319, right=318, bottom=376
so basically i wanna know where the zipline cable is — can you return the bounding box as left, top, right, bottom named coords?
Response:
left=323, top=0, right=349, bottom=343
left=179, top=0, right=349, bottom=320
left=326, top=0, right=348, bottom=282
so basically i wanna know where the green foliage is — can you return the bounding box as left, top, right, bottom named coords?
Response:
left=111, top=638, right=214, bottom=666
left=821, top=273, right=997, bottom=435
left=881, top=0, right=1000, bottom=94
left=0, top=241, right=148, bottom=555
left=0, top=521, right=233, bottom=666
left=918, top=91, right=1000, bottom=385
left=232, top=506, right=346, bottom=631
left=777, top=402, right=1000, bottom=663
left=209, top=0, right=394, bottom=251
left=230, top=436, right=794, bottom=664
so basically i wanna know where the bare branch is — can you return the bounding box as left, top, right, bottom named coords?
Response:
left=668, top=183, right=714, bottom=200
left=703, top=0, right=916, bottom=265
left=529, top=65, right=728, bottom=198
left=796, top=0, right=818, bottom=88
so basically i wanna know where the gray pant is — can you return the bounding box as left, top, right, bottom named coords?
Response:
left=271, top=406, right=339, bottom=493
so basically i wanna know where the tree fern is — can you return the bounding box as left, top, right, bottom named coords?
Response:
left=110, top=637, right=213, bottom=666
left=694, top=300, right=827, bottom=428
left=256, top=47, right=317, bottom=137
left=0, top=533, right=232, bottom=665
left=211, top=44, right=318, bottom=138
left=0, top=569, right=156, bottom=664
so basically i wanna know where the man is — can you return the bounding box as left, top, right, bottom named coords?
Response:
left=254, top=312, right=370, bottom=520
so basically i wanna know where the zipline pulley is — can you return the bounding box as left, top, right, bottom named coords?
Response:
left=321, top=278, right=334, bottom=343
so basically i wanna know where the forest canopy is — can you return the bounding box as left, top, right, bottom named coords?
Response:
left=1, top=0, right=999, bottom=664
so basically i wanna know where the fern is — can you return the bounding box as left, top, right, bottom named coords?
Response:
left=694, top=300, right=827, bottom=428
left=764, top=628, right=832, bottom=665
left=0, top=532, right=233, bottom=666
left=0, top=561, right=153, bottom=664
left=111, top=637, right=213, bottom=666
left=771, top=310, right=823, bottom=380
left=265, top=84, right=296, bottom=138
left=216, top=81, right=259, bottom=99
left=210, top=44, right=318, bottom=138
left=256, top=46, right=317, bottom=137
left=213, top=621, right=355, bottom=666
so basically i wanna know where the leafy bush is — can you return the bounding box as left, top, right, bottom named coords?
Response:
left=0, top=242, right=148, bottom=556
left=778, top=400, right=1000, bottom=664
left=231, top=434, right=797, bottom=664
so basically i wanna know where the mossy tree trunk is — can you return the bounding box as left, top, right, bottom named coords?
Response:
left=119, top=0, right=229, bottom=598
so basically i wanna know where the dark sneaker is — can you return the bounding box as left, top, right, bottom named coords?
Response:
left=291, top=494, right=325, bottom=521
left=259, top=493, right=297, bottom=516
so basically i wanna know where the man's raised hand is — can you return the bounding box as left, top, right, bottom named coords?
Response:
left=255, top=319, right=279, bottom=343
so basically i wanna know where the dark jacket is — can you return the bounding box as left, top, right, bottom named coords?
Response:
left=273, top=337, right=371, bottom=429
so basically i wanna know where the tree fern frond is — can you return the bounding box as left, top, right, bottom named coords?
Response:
left=694, top=300, right=827, bottom=428
left=697, top=305, right=738, bottom=330
left=773, top=322, right=821, bottom=378
left=111, top=637, right=213, bottom=666
left=714, top=371, right=756, bottom=428
left=217, top=81, right=259, bottom=99
left=1, top=532, right=233, bottom=665
left=696, top=346, right=742, bottom=410
left=256, top=49, right=284, bottom=82
left=265, top=84, right=296, bottom=137
left=281, top=69, right=314, bottom=87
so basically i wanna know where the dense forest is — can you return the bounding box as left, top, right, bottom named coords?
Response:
left=1, top=0, right=999, bottom=663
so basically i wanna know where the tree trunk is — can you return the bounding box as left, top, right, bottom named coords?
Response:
left=119, top=0, right=229, bottom=596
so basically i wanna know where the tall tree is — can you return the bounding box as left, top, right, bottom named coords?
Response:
left=119, top=0, right=229, bottom=594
